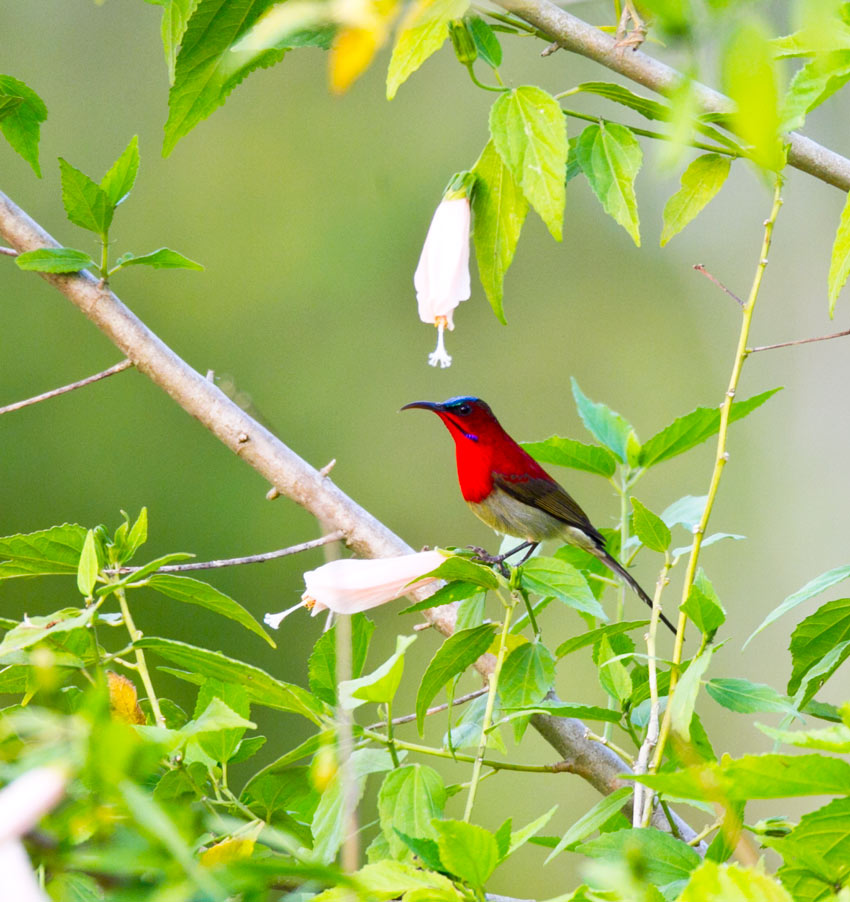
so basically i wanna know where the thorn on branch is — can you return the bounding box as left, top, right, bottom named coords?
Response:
left=319, top=458, right=337, bottom=477
left=541, top=40, right=560, bottom=56
left=0, top=246, right=18, bottom=257
left=237, top=432, right=250, bottom=444
left=693, top=264, right=745, bottom=307
left=266, top=487, right=281, bottom=500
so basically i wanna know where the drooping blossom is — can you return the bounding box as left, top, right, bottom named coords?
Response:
left=414, top=172, right=475, bottom=368
left=264, top=549, right=445, bottom=628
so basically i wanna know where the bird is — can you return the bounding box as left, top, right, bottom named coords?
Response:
left=402, top=395, right=676, bottom=634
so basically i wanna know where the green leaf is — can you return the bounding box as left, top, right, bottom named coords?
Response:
left=415, top=624, right=497, bottom=733
left=829, top=189, right=850, bottom=316
left=788, top=598, right=850, bottom=694
left=432, top=819, right=499, bottom=888
left=576, top=827, right=701, bottom=885
left=0, top=607, right=95, bottom=659
left=0, top=95, right=23, bottom=120
left=722, top=19, right=783, bottom=171
left=681, top=569, right=726, bottom=639
left=400, top=580, right=480, bottom=615
left=59, top=158, right=114, bottom=237
left=499, top=641, right=555, bottom=709
left=630, top=497, right=671, bottom=552
left=594, top=633, right=632, bottom=704
left=147, top=573, right=274, bottom=646
left=46, top=873, right=105, bottom=902
left=671, top=533, right=745, bottom=561
left=455, top=592, right=487, bottom=630
left=661, top=495, right=707, bottom=530
left=706, top=678, right=797, bottom=716
left=556, top=621, right=648, bottom=658
left=781, top=51, right=850, bottom=133
left=745, top=563, right=850, bottom=647
left=0, top=523, right=88, bottom=579
left=502, top=699, right=622, bottom=723
left=163, top=0, right=288, bottom=157
left=125, top=508, right=149, bottom=561
left=378, top=764, right=446, bottom=858
left=159, top=0, right=201, bottom=82
left=76, top=529, right=99, bottom=597
left=471, top=139, right=529, bottom=324
left=545, top=787, right=633, bottom=863
left=192, top=682, right=251, bottom=764
left=386, top=0, right=468, bottom=99
left=489, top=86, right=568, bottom=240
left=660, top=153, right=732, bottom=246
left=112, top=247, right=204, bottom=272
left=679, top=860, right=792, bottom=902
left=575, top=122, right=642, bottom=246
left=97, top=552, right=194, bottom=596
left=0, top=75, right=47, bottom=176
left=519, top=557, right=606, bottom=619
left=428, top=555, right=500, bottom=589
left=575, top=81, right=670, bottom=121
left=757, top=721, right=850, bottom=752
left=521, top=436, right=617, bottom=478
left=571, top=378, right=634, bottom=463
left=639, top=388, right=780, bottom=468
left=313, top=860, right=456, bottom=901
left=15, top=247, right=96, bottom=273
left=100, top=135, right=140, bottom=207
left=670, top=649, right=713, bottom=741
left=309, top=613, right=374, bottom=705
left=467, top=17, right=501, bottom=68
left=339, top=634, right=416, bottom=709
left=137, top=636, right=325, bottom=721
left=508, top=805, right=557, bottom=857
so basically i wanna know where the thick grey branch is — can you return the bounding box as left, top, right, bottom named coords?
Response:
left=498, top=0, right=850, bottom=192
left=0, top=189, right=702, bottom=848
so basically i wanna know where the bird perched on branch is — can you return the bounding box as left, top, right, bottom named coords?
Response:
left=402, top=395, right=675, bottom=634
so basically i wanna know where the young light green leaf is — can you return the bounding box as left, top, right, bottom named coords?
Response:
left=15, top=248, right=96, bottom=273
left=467, top=17, right=501, bottom=68
left=0, top=523, right=88, bottom=579
left=576, top=827, right=701, bottom=885
left=630, top=497, right=671, bottom=552
left=159, top=0, right=201, bottom=82
left=508, top=805, right=557, bottom=857
left=679, top=860, right=792, bottom=902
left=571, top=378, right=634, bottom=463
left=556, top=621, right=648, bottom=658
left=378, top=764, right=446, bottom=857
left=501, top=700, right=621, bottom=723
left=100, top=135, right=140, bottom=207
left=794, top=640, right=850, bottom=711
left=745, top=562, right=850, bottom=647
left=781, top=51, right=850, bottom=133
left=680, top=569, right=726, bottom=639
left=757, top=721, right=850, bottom=752
left=96, top=552, right=194, bottom=596
left=521, top=436, right=617, bottom=478
left=545, top=787, right=632, bottom=863
left=471, top=139, right=529, bottom=324
left=575, top=122, right=642, bottom=246
left=660, top=153, right=731, bottom=246
left=519, top=557, right=606, bottom=619
left=415, top=624, right=497, bottom=733
left=136, top=636, right=325, bottom=721
left=386, top=0, right=468, bottom=100
left=575, top=81, right=669, bottom=121
left=0, top=75, right=47, bottom=177
left=499, top=641, right=555, bottom=709
left=640, top=388, right=780, bottom=468
left=400, top=580, right=480, bottom=614
left=0, top=607, right=95, bottom=659
left=76, top=529, right=99, bottom=597
left=427, top=555, right=500, bottom=590
left=594, top=633, right=632, bottom=705
left=432, top=819, right=499, bottom=888
left=147, top=573, right=275, bottom=646
left=112, top=247, right=204, bottom=272
left=125, top=507, right=149, bottom=560
left=59, top=158, right=114, bottom=237
left=788, top=598, right=850, bottom=695
left=661, top=495, right=707, bottom=531
left=706, top=678, right=797, bottom=717
left=339, top=634, right=416, bottom=710
left=671, top=533, right=745, bottom=562
left=828, top=189, right=850, bottom=316
left=670, top=649, right=713, bottom=741
left=489, top=86, right=568, bottom=240
left=308, top=613, right=374, bottom=705
left=0, top=96, right=23, bottom=119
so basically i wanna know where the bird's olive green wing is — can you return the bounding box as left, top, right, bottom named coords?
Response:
left=492, top=473, right=605, bottom=546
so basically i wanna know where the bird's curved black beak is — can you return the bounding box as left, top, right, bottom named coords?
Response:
left=400, top=401, right=440, bottom=412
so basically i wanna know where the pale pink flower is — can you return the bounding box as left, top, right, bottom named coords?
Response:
left=264, top=550, right=445, bottom=628
left=414, top=174, right=474, bottom=369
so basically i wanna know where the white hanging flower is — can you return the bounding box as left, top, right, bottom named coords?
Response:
left=264, top=549, right=445, bottom=628
left=414, top=173, right=475, bottom=368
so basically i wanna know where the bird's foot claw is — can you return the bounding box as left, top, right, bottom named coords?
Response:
left=467, top=547, right=511, bottom=579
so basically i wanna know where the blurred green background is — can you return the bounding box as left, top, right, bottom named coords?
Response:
left=2, top=0, right=850, bottom=894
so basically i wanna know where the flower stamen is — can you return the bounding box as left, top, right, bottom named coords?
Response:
left=428, top=316, right=452, bottom=368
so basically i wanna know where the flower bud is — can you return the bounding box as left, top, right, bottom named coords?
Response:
left=449, top=20, right=477, bottom=66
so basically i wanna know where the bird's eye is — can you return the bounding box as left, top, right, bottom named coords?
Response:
left=457, top=403, right=472, bottom=415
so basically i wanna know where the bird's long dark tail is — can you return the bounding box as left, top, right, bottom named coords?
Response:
left=593, top=548, right=677, bottom=635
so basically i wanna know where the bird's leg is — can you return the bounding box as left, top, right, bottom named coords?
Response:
left=468, top=541, right=537, bottom=568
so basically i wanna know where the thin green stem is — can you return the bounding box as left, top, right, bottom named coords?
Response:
left=463, top=598, right=515, bottom=821
left=115, top=585, right=165, bottom=727
left=464, top=64, right=509, bottom=93
left=651, top=177, right=784, bottom=774
left=386, top=699, right=400, bottom=768
left=100, top=235, right=109, bottom=280
left=515, top=587, right=540, bottom=639
left=478, top=8, right=537, bottom=34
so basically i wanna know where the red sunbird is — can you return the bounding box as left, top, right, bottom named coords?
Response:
left=402, top=396, right=676, bottom=634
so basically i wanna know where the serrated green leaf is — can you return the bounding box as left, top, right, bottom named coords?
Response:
left=781, top=51, right=850, bottom=133
left=59, top=158, right=114, bottom=237
left=502, top=700, right=622, bottom=723
left=571, top=378, right=634, bottom=462
left=745, top=562, right=850, bottom=647
left=137, top=636, right=325, bottom=721
left=788, top=598, right=850, bottom=694
left=164, top=0, right=288, bottom=157
left=0, top=75, right=47, bottom=177
left=471, top=139, right=528, bottom=323
left=147, top=573, right=275, bottom=646
left=0, top=95, right=23, bottom=120
left=499, top=641, right=555, bottom=709
left=490, top=86, right=567, bottom=240
left=758, top=721, right=850, bottom=752
left=640, top=388, right=780, bottom=469
left=521, top=436, right=617, bottom=477
left=576, top=827, right=700, bottom=885
left=828, top=189, right=850, bottom=316
left=432, top=819, right=499, bottom=887
left=312, top=859, right=456, bottom=901
left=670, top=649, right=713, bottom=741
left=681, top=569, right=726, bottom=638
left=415, top=624, right=497, bottom=733
left=426, top=556, right=500, bottom=590
left=378, top=764, right=446, bottom=858
left=113, top=247, right=204, bottom=272
left=679, top=860, right=792, bottom=902
left=660, top=153, right=731, bottom=246
left=520, top=556, right=606, bottom=619
left=575, top=81, right=669, bottom=121
left=339, top=634, right=416, bottom=710
left=308, top=613, right=374, bottom=705
left=467, top=16, right=501, bottom=67
left=76, top=529, right=99, bottom=597
left=192, top=683, right=251, bottom=764
left=545, top=787, right=633, bottom=863
left=455, top=592, right=486, bottom=630
left=159, top=0, right=201, bottom=82
left=575, top=122, right=642, bottom=246
left=386, top=0, right=468, bottom=100
left=556, top=621, right=648, bottom=658
left=630, top=497, right=671, bottom=552
left=0, top=523, right=88, bottom=579
left=15, top=247, right=96, bottom=273
left=100, top=135, right=140, bottom=206
left=400, top=580, right=480, bottom=614
left=706, top=678, right=797, bottom=716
